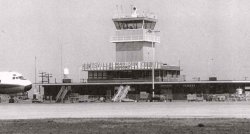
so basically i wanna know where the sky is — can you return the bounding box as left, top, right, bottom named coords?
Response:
left=1, top=0, right=250, bottom=83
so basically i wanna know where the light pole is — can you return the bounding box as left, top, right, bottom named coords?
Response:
left=210, top=58, right=214, bottom=77
left=147, top=30, right=160, bottom=98
left=151, top=38, right=155, bottom=98
left=79, top=66, right=82, bottom=83
left=35, top=56, right=37, bottom=84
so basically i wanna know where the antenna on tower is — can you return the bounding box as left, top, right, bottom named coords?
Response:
left=130, top=5, right=133, bottom=14
left=116, top=5, right=119, bottom=17
left=120, top=5, right=123, bottom=17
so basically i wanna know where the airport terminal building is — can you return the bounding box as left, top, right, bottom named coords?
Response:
left=40, top=7, right=250, bottom=102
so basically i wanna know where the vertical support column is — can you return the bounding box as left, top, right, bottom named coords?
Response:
left=152, top=42, right=155, bottom=98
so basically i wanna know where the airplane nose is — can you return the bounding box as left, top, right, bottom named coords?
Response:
left=24, top=84, right=32, bottom=92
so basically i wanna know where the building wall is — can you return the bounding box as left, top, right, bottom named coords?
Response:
left=43, top=83, right=247, bottom=101
left=142, top=42, right=154, bottom=62
left=115, top=42, right=154, bottom=62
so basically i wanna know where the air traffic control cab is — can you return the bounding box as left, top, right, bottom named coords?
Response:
left=111, top=7, right=159, bottom=62
left=82, top=7, right=183, bottom=83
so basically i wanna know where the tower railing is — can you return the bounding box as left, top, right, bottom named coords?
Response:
left=110, top=29, right=160, bottom=43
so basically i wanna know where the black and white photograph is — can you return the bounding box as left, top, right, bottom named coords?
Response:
left=1, top=0, right=250, bottom=133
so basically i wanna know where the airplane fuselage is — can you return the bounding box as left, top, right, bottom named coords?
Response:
left=0, top=72, right=32, bottom=94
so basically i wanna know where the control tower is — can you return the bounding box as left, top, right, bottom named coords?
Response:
left=111, top=7, right=160, bottom=62
left=82, top=6, right=182, bottom=83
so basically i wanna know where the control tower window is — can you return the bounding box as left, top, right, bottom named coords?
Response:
left=114, top=20, right=143, bottom=29
left=114, top=22, right=123, bottom=29
left=128, top=23, right=134, bottom=29
left=137, top=23, right=142, bottom=29
left=144, top=21, right=156, bottom=30
left=121, top=22, right=128, bottom=29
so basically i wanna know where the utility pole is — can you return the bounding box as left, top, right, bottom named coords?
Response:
left=39, top=72, right=47, bottom=83
left=147, top=30, right=160, bottom=99
left=210, top=58, right=214, bottom=77
left=60, top=44, right=63, bottom=81
left=35, top=56, right=37, bottom=84
left=39, top=72, right=53, bottom=83
left=46, top=73, right=53, bottom=83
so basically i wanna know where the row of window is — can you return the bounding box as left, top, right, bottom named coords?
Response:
left=88, top=71, right=180, bottom=80
left=88, top=72, right=107, bottom=79
left=114, top=21, right=156, bottom=30
left=12, top=76, right=25, bottom=80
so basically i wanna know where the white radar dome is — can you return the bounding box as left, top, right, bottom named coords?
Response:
left=63, top=68, right=69, bottom=75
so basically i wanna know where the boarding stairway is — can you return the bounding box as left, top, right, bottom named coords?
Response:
left=112, top=85, right=130, bottom=102
left=56, top=86, right=71, bottom=103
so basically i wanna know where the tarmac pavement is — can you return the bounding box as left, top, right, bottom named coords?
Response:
left=0, top=101, right=250, bottom=119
